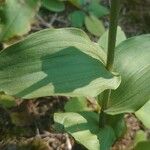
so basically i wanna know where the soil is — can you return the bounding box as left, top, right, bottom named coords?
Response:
left=101, top=0, right=150, bottom=37
left=0, top=97, right=143, bottom=150
left=0, top=97, right=86, bottom=150
left=0, top=0, right=150, bottom=150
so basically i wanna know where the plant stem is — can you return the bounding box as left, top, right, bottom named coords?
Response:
left=106, top=0, right=121, bottom=71
left=99, top=0, right=121, bottom=128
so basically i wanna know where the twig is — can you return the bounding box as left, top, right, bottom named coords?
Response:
left=36, top=15, right=52, bottom=28
left=65, top=133, right=72, bottom=150
left=49, top=13, right=57, bottom=25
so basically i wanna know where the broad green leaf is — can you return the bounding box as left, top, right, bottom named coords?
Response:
left=65, top=97, right=91, bottom=112
left=98, top=26, right=126, bottom=52
left=105, top=34, right=150, bottom=114
left=87, top=2, right=109, bottom=18
left=0, top=0, right=40, bottom=42
left=68, top=10, right=85, bottom=28
left=0, top=28, right=120, bottom=99
left=42, top=0, right=65, bottom=12
left=98, top=126, right=116, bottom=150
left=85, top=15, right=105, bottom=36
left=54, top=112, right=116, bottom=150
left=135, top=100, right=150, bottom=128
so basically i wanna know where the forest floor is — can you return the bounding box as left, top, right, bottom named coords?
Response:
left=0, top=0, right=150, bottom=150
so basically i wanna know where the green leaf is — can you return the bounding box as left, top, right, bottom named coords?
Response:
left=134, top=130, right=147, bottom=146
left=68, top=0, right=84, bottom=8
left=65, top=97, right=99, bottom=112
left=135, top=100, right=150, bottom=128
left=65, top=97, right=91, bottom=112
left=105, top=34, right=150, bottom=114
left=98, top=126, right=116, bottom=150
left=133, top=141, right=150, bottom=150
left=98, top=26, right=126, bottom=52
left=85, top=15, right=105, bottom=36
left=68, top=10, right=85, bottom=28
left=87, top=2, right=109, bottom=18
left=0, top=0, right=40, bottom=42
left=54, top=112, right=116, bottom=150
left=42, top=0, right=65, bottom=12
left=0, top=93, right=16, bottom=108
left=106, top=114, right=126, bottom=138
left=0, top=28, right=120, bottom=99
left=133, top=130, right=149, bottom=150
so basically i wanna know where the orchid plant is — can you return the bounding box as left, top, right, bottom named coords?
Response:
left=0, top=0, right=149, bottom=149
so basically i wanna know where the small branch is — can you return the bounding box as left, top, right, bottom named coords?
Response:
left=65, top=133, right=72, bottom=150
left=49, top=13, right=57, bottom=25
left=36, top=15, right=52, bottom=28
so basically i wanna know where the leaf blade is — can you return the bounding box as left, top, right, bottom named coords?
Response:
left=54, top=112, right=116, bottom=150
left=0, top=28, right=120, bottom=99
left=42, top=0, right=65, bottom=12
left=0, top=0, right=40, bottom=42
left=98, top=26, right=126, bottom=52
left=135, top=100, right=150, bottom=128
left=85, top=15, right=105, bottom=37
left=106, top=34, right=150, bottom=114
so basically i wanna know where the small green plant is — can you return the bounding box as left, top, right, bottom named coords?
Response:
left=68, top=0, right=109, bottom=36
left=0, top=0, right=40, bottom=42
left=42, top=0, right=109, bottom=36
left=42, top=0, right=65, bottom=13
left=0, top=0, right=150, bottom=150
left=0, top=0, right=108, bottom=42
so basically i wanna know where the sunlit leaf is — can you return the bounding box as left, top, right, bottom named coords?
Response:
left=106, top=34, right=150, bottom=114
left=65, top=97, right=91, bottom=112
left=85, top=15, right=105, bottom=36
left=134, top=130, right=147, bottom=146
left=98, top=26, right=126, bottom=52
left=54, top=112, right=116, bottom=150
left=135, top=100, right=150, bottom=128
left=0, top=28, right=120, bottom=99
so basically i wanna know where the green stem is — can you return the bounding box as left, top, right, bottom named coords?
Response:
left=106, top=0, right=121, bottom=71
left=99, top=0, right=121, bottom=128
